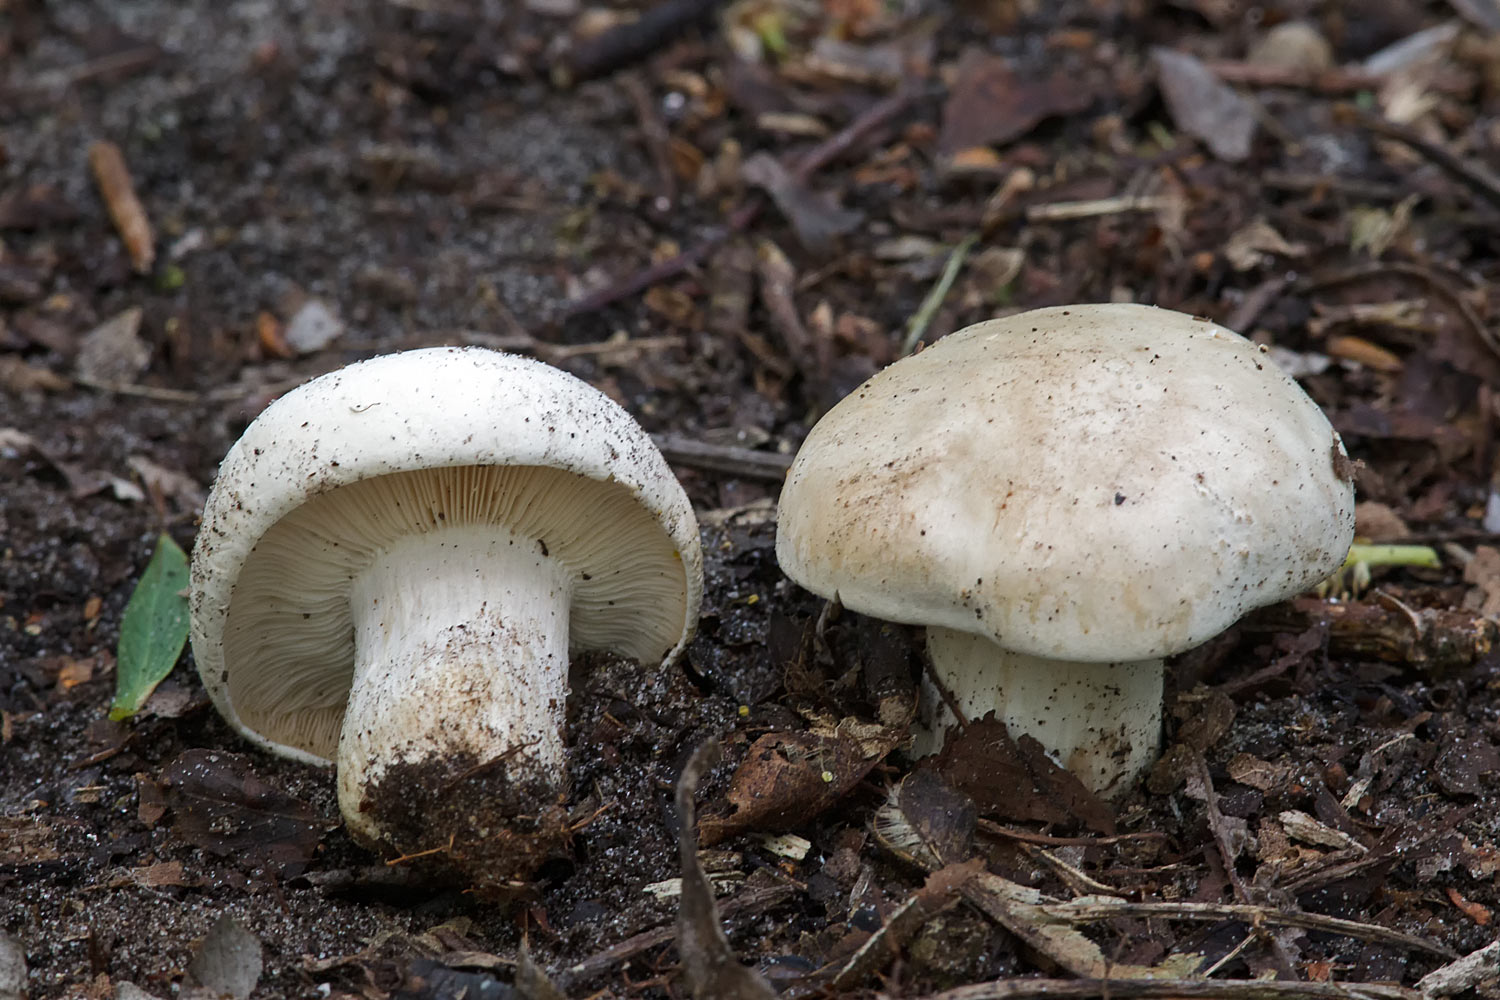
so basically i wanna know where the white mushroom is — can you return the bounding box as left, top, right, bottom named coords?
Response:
left=190, top=346, right=703, bottom=883
left=776, top=304, right=1355, bottom=796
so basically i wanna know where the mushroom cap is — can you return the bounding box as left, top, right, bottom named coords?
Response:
left=190, top=346, right=703, bottom=765
left=776, top=304, right=1355, bottom=662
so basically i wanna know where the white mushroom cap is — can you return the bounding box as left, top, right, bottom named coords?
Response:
left=776, top=304, right=1355, bottom=792
left=192, top=346, right=700, bottom=758
left=778, top=304, right=1354, bottom=661
left=189, top=346, right=702, bottom=879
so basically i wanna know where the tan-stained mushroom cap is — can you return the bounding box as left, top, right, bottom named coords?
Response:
left=190, top=346, right=703, bottom=767
left=776, top=303, right=1355, bottom=662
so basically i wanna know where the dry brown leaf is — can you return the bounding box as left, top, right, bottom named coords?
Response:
left=872, top=769, right=976, bottom=871
left=75, top=307, right=149, bottom=386
left=1173, top=687, right=1237, bottom=752
left=1223, top=218, right=1306, bottom=271
left=0, top=355, right=69, bottom=393
left=1152, top=47, right=1256, bottom=162
left=697, top=712, right=906, bottom=845
left=1226, top=753, right=1290, bottom=793
left=1354, top=501, right=1411, bottom=541
left=161, top=749, right=326, bottom=878
left=126, top=860, right=190, bottom=888
left=934, top=717, right=1114, bottom=834
left=1434, top=734, right=1500, bottom=796
left=1462, top=546, right=1500, bottom=616
left=938, top=48, right=1091, bottom=155
left=741, top=152, right=862, bottom=253
left=676, top=741, right=777, bottom=1000
left=128, top=455, right=205, bottom=512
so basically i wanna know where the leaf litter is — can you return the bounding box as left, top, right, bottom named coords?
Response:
left=5, top=0, right=1500, bottom=998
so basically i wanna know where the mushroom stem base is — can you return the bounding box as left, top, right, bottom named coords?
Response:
left=918, top=627, right=1163, bottom=797
left=336, top=524, right=573, bottom=880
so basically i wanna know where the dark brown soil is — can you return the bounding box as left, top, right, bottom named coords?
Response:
left=4, top=1, right=1500, bottom=998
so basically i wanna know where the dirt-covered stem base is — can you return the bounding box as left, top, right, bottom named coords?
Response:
left=919, top=626, right=1163, bottom=797
left=335, top=523, right=574, bottom=881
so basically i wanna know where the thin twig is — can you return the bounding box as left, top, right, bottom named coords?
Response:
left=9, top=46, right=161, bottom=96
left=789, top=89, right=916, bottom=182
left=542, top=334, right=686, bottom=362
left=1206, top=60, right=1387, bottom=92
left=623, top=72, right=678, bottom=205
left=1261, top=172, right=1408, bottom=201
left=651, top=433, right=793, bottom=481
left=1194, top=751, right=1300, bottom=980
left=1036, top=900, right=1453, bottom=958
left=1025, top=195, right=1176, bottom=222
left=1296, top=262, right=1500, bottom=363
left=72, top=376, right=201, bottom=403
left=556, top=0, right=726, bottom=86
left=912, top=977, right=1418, bottom=1000
left=900, top=233, right=978, bottom=356
left=755, top=239, right=825, bottom=380
left=1027, top=847, right=1121, bottom=897
left=559, top=208, right=748, bottom=319
left=977, top=821, right=1169, bottom=848
left=1353, top=108, right=1500, bottom=210
left=1225, top=274, right=1290, bottom=333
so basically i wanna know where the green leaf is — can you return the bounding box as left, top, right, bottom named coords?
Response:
left=110, top=533, right=190, bottom=720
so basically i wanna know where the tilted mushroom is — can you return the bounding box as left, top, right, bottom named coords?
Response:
left=776, top=304, right=1355, bottom=796
left=190, top=347, right=703, bottom=885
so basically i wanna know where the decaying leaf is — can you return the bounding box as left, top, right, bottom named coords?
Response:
left=186, top=914, right=262, bottom=1000
left=127, top=455, right=205, bottom=512
left=872, top=769, right=975, bottom=872
left=676, top=741, right=777, bottom=1000
left=933, top=717, right=1114, bottom=834
left=161, top=749, right=326, bottom=877
left=938, top=48, right=1091, bottom=155
left=741, top=152, right=862, bottom=254
left=75, top=307, right=149, bottom=387
left=514, top=947, right=567, bottom=1000
left=698, top=710, right=907, bottom=845
left=1152, top=47, right=1256, bottom=162
left=1434, top=735, right=1500, bottom=796
left=1225, top=753, right=1290, bottom=793
left=1463, top=546, right=1500, bottom=616
left=101, top=860, right=192, bottom=890
left=1171, top=687, right=1237, bottom=752
left=1223, top=218, right=1306, bottom=271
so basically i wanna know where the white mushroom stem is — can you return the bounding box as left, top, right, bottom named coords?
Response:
left=335, top=524, right=572, bottom=846
left=918, top=626, right=1163, bottom=797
